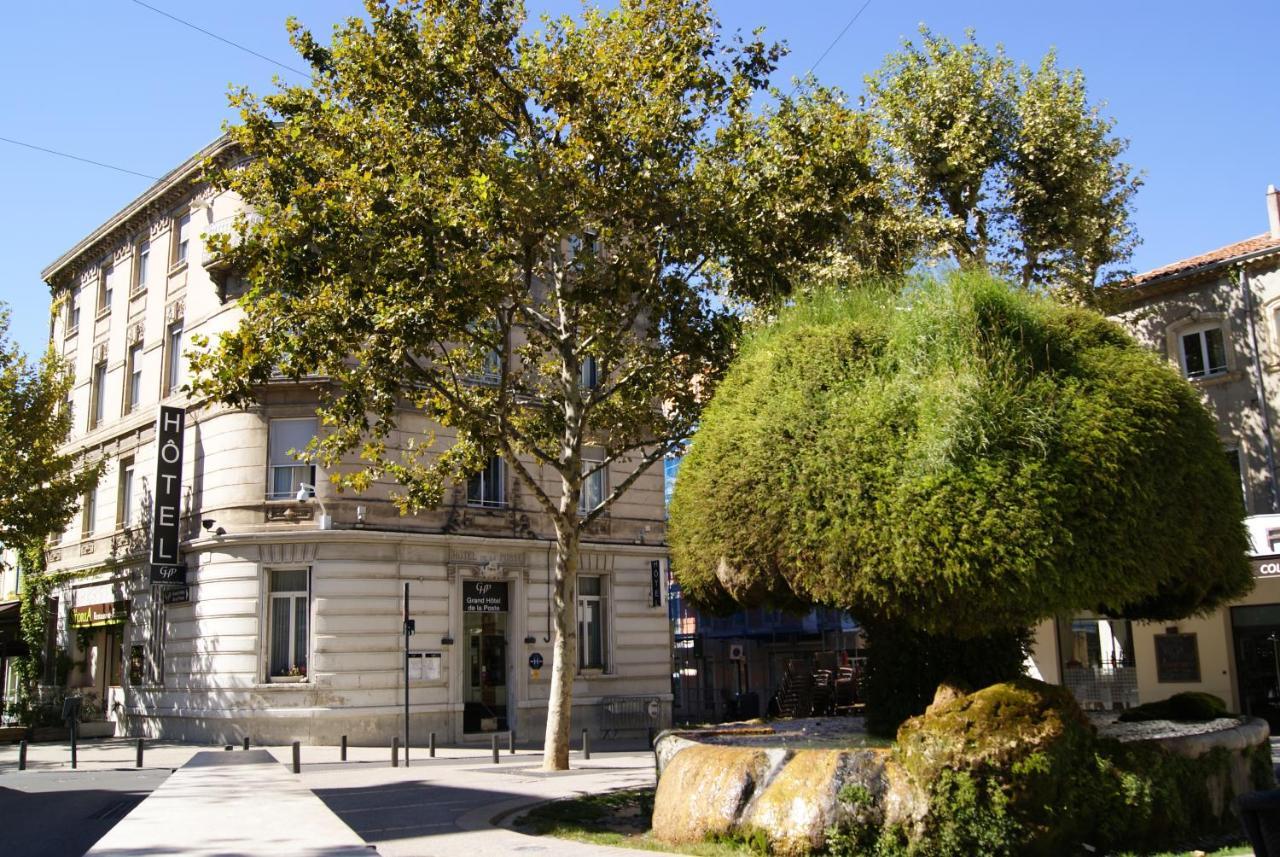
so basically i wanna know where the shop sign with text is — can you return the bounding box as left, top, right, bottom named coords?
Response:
left=150, top=406, right=187, bottom=585
left=463, top=580, right=509, bottom=612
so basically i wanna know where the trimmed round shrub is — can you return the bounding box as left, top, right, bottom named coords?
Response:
left=1117, top=691, right=1229, bottom=723
left=669, top=271, right=1252, bottom=637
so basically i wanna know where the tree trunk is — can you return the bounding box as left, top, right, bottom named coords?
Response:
left=542, top=519, right=580, bottom=770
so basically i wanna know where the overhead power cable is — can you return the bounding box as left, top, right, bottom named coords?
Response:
left=127, top=0, right=311, bottom=78
left=0, top=135, right=160, bottom=181
left=789, top=0, right=875, bottom=95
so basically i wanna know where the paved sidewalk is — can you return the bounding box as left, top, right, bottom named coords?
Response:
left=87, top=750, right=371, bottom=857
left=2, top=738, right=662, bottom=856
left=297, top=748, right=659, bottom=856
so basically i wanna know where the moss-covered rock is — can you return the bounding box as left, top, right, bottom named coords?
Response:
left=744, top=748, right=888, bottom=856
left=651, top=745, right=785, bottom=844
left=889, top=678, right=1104, bottom=855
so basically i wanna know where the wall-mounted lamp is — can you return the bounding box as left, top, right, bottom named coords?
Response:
left=296, top=483, right=332, bottom=530
left=523, top=635, right=536, bottom=645
left=356, top=505, right=367, bottom=524
left=441, top=636, right=455, bottom=646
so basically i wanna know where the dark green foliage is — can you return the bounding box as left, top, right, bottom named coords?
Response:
left=1117, top=692, right=1229, bottom=723
left=882, top=680, right=1268, bottom=855
left=862, top=620, right=1029, bottom=736
left=669, top=272, right=1252, bottom=638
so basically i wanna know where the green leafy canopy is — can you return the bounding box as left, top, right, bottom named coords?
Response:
left=0, top=305, right=103, bottom=554
left=191, top=0, right=882, bottom=520
left=668, top=271, right=1252, bottom=637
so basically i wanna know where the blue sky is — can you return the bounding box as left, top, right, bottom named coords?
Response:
left=2, top=1, right=1276, bottom=358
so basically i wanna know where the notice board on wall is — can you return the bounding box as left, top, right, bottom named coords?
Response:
left=1154, top=633, right=1201, bottom=683
left=408, top=651, right=442, bottom=681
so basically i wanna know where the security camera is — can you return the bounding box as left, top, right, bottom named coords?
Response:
left=295, top=482, right=316, bottom=502
left=202, top=519, right=216, bottom=532
left=215, top=527, right=227, bottom=537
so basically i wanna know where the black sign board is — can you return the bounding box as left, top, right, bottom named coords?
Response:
left=149, top=406, right=186, bottom=583
left=463, top=580, right=509, bottom=613
left=1154, top=633, right=1201, bottom=683
left=650, top=560, right=662, bottom=607
left=162, top=586, right=190, bottom=605
left=1253, top=555, right=1280, bottom=579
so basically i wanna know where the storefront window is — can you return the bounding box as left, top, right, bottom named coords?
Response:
left=1057, top=615, right=1137, bottom=710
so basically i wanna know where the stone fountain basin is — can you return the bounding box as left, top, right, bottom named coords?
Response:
left=652, top=713, right=1272, bottom=856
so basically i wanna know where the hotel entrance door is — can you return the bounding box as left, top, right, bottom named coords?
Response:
left=1232, top=604, right=1280, bottom=731
left=462, top=581, right=509, bottom=733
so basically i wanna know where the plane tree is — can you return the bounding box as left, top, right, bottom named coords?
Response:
left=190, top=0, right=889, bottom=768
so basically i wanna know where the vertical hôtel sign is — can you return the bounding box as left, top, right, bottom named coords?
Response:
left=149, top=405, right=186, bottom=585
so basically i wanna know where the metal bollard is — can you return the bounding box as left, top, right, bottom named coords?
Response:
left=491, top=733, right=499, bottom=764
left=508, top=730, right=515, bottom=755
left=428, top=732, right=435, bottom=758
left=70, top=723, right=78, bottom=770
left=243, top=736, right=250, bottom=750
left=648, top=726, right=655, bottom=749
left=340, top=735, right=347, bottom=762
left=292, top=741, right=300, bottom=774
left=392, top=736, right=400, bottom=767
left=136, top=738, right=144, bottom=768
left=18, top=740, right=27, bottom=771
left=582, top=728, right=590, bottom=760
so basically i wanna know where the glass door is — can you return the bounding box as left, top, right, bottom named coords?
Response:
left=1232, top=604, right=1280, bottom=730
left=463, top=611, right=508, bottom=732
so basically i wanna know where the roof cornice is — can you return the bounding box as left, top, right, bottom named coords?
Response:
left=40, top=134, right=237, bottom=290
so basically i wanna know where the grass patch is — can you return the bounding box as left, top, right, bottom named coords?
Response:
left=515, top=787, right=758, bottom=856
left=514, top=786, right=1251, bottom=856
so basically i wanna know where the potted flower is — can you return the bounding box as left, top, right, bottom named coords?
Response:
left=272, top=664, right=307, bottom=684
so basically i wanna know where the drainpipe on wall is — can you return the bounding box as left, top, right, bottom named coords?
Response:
left=1241, top=263, right=1280, bottom=512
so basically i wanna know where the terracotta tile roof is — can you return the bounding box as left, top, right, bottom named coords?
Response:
left=1131, top=233, right=1280, bottom=286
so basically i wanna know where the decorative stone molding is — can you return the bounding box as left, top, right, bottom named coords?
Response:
left=262, top=542, right=318, bottom=565
left=93, top=341, right=109, bottom=363
left=80, top=540, right=96, bottom=557
left=164, top=299, right=185, bottom=325
left=113, top=243, right=132, bottom=264
left=266, top=504, right=314, bottom=523
left=150, top=218, right=169, bottom=239
left=127, top=322, right=145, bottom=345
left=79, top=267, right=98, bottom=287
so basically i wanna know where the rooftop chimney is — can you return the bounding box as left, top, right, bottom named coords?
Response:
left=1269, top=184, right=1280, bottom=239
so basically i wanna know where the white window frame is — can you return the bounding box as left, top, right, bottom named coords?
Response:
left=124, top=341, right=143, bottom=414
left=118, top=460, right=136, bottom=528
left=577, top=574, right=609, bottom=672
left=467, top=456, right=506, bottom=508
left=163, top=321, right=183, bottom=397
left=89, top=358, right=107, bottom=429
left=82, top=486, right=97, bottom=537
left=132, top=240, right=150, bottom=295
left=267, top=417, right=318, bottom=500
left=266, top=568, right=310, bottom=680
left=96, top=265, right=113, bottom=318
left=171, top=212, right=191, bottom=268
left=579, top=355, right=600, bottom=390
left=1179, top=325, right=1228, bottom=379
left=66, top=287, right=81, bottom=335
left=580, top=448, right=606, bottom=514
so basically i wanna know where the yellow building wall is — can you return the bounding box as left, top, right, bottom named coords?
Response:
left=1130, top=576, right=1280, bottom=711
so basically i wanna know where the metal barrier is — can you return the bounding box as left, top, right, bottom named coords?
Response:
left=599, top=696, right=660, bottom=738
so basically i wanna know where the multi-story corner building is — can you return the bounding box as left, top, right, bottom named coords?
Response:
left=39, top=136, right=672, bottom=744
left=1028, top=185, right=1280, bottom=727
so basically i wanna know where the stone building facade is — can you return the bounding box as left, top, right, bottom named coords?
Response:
left=40, top=137, right=672, bottom=744
left=1029, top=185, right=1280, bottom=727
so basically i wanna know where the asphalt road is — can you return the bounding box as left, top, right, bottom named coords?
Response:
left=0, top=768, right=171, bottom=857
